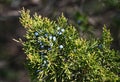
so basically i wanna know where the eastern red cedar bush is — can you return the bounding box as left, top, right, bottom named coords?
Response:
left=20, top=9, right=120, bottom=82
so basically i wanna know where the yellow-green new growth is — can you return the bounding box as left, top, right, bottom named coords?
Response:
left=20, top=9, right=120, bottom=82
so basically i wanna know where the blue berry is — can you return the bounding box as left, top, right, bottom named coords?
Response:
left=34, top=32, right=39, bottom=36
left=49, top=35, right=53, bottom=40
left=59, top=45, right=63, bottom=49
left=39, top=41, right=43, bottom=45
left=42, top=60, right=48, bottom=67
left=58, top=31, right=62, bottom=35
left=50, top=43, right=53, bottom=47
left=53, top=36, right=56, bottom=41
left=61, top=28, right=65, bottom=32
left=36, top=70, right=41, bottom=73
left=77, top=20, right=81, bottom=25
left=98, top=44, right=102, bottom=49
left=48, top=47, right=51, bottom=50
left=40, top=45, right=44, bottom=49
left=44, top=33, right=48, bottom=37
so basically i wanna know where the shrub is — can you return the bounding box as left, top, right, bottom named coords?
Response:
left=20, top=9, right=120, bottom=82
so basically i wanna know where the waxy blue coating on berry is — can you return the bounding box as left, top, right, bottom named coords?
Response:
left=35, top=32, right=39, bottom=36
left=59, top=45, right=63, bottom=49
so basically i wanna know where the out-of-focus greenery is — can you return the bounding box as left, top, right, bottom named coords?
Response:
left=74, top=12, right=94, bottom=37
left=20, top=9, right=120, bottom=82
left=74, top=12, right=90, bottom=32
left=102, top=0, right=120, bottom=8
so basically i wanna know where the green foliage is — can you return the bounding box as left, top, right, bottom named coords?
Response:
left=74, top=12, right=91, bottom=32
left=20, top=9, right=120, bottom=82
left=102, top=0, right=120, bottom=8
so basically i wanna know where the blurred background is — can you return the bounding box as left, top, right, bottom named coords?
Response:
left=0, top=0, right=120, bottom=82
